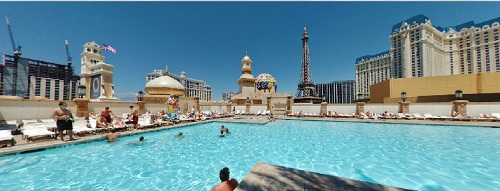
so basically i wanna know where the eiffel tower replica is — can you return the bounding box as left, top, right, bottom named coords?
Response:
left=294, top=27, right=322, bottom=104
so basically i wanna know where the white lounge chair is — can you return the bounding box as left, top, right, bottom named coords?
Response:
left=0, top=130, right=15, bottom=146
left=138, top=115, right=155, bottom=128
left=40, top=119, right=58, bottom=130
left=21, top=119, right=38, bottom=128
left=412, top=113, right=425, bottom=120
left=21, top=122, right=56, bottom=142
left=397, top=113, right=414, bottom=119
left=4, top=120, right=19, bottom=128
left=73, top=119, right=96, bottom=136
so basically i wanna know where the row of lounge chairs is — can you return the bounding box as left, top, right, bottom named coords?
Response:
left=287, top=111, right=500, bottom=122
left=234, top=110, right=271, bottom=115
left=0, top=110, right=236, bottom=146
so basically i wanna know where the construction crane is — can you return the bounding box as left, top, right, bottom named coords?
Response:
left=5, top=16, right=22, bottom=56
left=65, top=40, right=72, bottom=63
left=5, top=16, right=22, bottom=96
left=65, top=40, right=73, bottom=100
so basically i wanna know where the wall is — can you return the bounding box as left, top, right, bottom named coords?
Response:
left=364, top=103, right=399, bottom=115
left=370, top=80, right=391, bottom=103
left=408, top=103, right=453, bottom=116
left=370, top=72, right=500, bottom=103
left=326, top=104, right=357, bottom=115
left=0, top=99, right=75, bottom=121
left=291, top=104, right=322, bottom=114
left=2, top=98, right=500, bottom=121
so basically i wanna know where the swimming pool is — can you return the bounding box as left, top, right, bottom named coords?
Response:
left=0, top=120, right=498, bottom=190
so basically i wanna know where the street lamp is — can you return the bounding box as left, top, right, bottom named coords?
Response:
left=137, top=90, right=144, bottom=101
left=357, top=93, right=363, bottom=101
left=455, top=89, right=463, bottom=100
left=401, top=91, right=407, bottom=102
left=77, top=84, right=86, bottom=98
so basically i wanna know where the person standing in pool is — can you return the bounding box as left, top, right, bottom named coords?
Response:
left=102, top=128, right=119, bottom=143
left=221, top=125, right=230, bottom=133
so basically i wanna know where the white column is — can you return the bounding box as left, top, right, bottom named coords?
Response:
left=59, top=80, right=65, bottom=100
left=29, top=76, right=36, bottom=99
left=50, top=79, right=55, bottom=100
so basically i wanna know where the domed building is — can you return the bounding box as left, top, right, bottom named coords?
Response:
left=145, top=76, right=185, bottom=96
left=142, top=75, right=185, bottom=104
left=255, top=73, right=277, bottom=93
left=231, top=53, right=292, bottom=113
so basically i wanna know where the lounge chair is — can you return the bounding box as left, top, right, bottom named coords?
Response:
left=73, top=119, right=96, bottom=136
left=200, top=115, right=207, bottom=121
left=40, top=119, right=58, bottom=131
left=138, top=115, right=156, bottom=128
left=397, top=113, right=414, bottom=120
left=20, top=119, right=39, bottom=128
left=179, top=114, right=189, bottom=122
left=89, top=117, right=107, bottom=134
left=21, top=122, right=57, bottom=142
left=424, top=113, right=437, bottom=120
left=412, top=113, right=425, bottom=120
left=256, top=110, right=262, bottom=115
left=0, top=130, right=15, bottom=147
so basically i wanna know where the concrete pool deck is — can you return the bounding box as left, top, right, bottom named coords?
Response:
left=1, top=116, right=497, bottom=190
left=236, top=162, right=414, bottom=191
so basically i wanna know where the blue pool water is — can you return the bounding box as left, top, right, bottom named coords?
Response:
left=0, top=120, right=499, bottom=191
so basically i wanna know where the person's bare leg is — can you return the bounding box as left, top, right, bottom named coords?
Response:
left=68, top=130, right=75, bottom=141
left=59, top=131, right=65, bottom=141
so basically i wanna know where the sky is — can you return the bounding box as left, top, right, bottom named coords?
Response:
left=1, top=2, right=499, bottom=100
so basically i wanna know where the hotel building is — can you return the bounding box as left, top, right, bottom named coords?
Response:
left=315, top=80, right=356, bottom=104
left=355, top=15, right=500, bottom=100
left=222, top=91, right=237, bottom=102
left=0, top=54, right=79, bottom=100
left=146, top=66, right=212, bottom=101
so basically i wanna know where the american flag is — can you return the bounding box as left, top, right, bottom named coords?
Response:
left=102, top=44, right=116, bottom=53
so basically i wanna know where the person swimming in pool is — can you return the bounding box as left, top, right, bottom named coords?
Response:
left=128, top=136, right=146, bottom=144
left=175, top=132, right=184, bottom=138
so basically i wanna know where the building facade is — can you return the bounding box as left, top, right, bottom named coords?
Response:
left=315, top=80, right=356, bottom=104
left=222, top=91, right=237, bottom=101
left=79, top=41, right=119, bottom=101
left=1, top=54, right=79, bottom=100
left=356, top=15, right=500, bottom=100
left=354, top=51, right=391, bottom=99
left=145, top=66, right=212, bottom=101
left=370, top=72, right=500, bottom=103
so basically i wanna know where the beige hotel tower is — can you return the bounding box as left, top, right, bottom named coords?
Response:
left=355, top=15, right=500, bottom=101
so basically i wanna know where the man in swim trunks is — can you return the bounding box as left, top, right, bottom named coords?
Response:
left=212, top=167, right=238, bottom=191
left=100, top=107, right=115, bottom=123
left=130, top=106, right=139, bottom=130
left=51, top=102, right=75, bottom=142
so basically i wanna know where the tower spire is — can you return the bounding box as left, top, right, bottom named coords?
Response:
left=295, top=27, right=321, bottom=104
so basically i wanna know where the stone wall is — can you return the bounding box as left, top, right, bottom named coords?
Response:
left=2, top=98, right=500, bottom=121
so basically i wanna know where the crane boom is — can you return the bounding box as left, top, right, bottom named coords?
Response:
left=65, top=40, right=72, bottom=63
left=5, top=16, right=22, bottom=55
